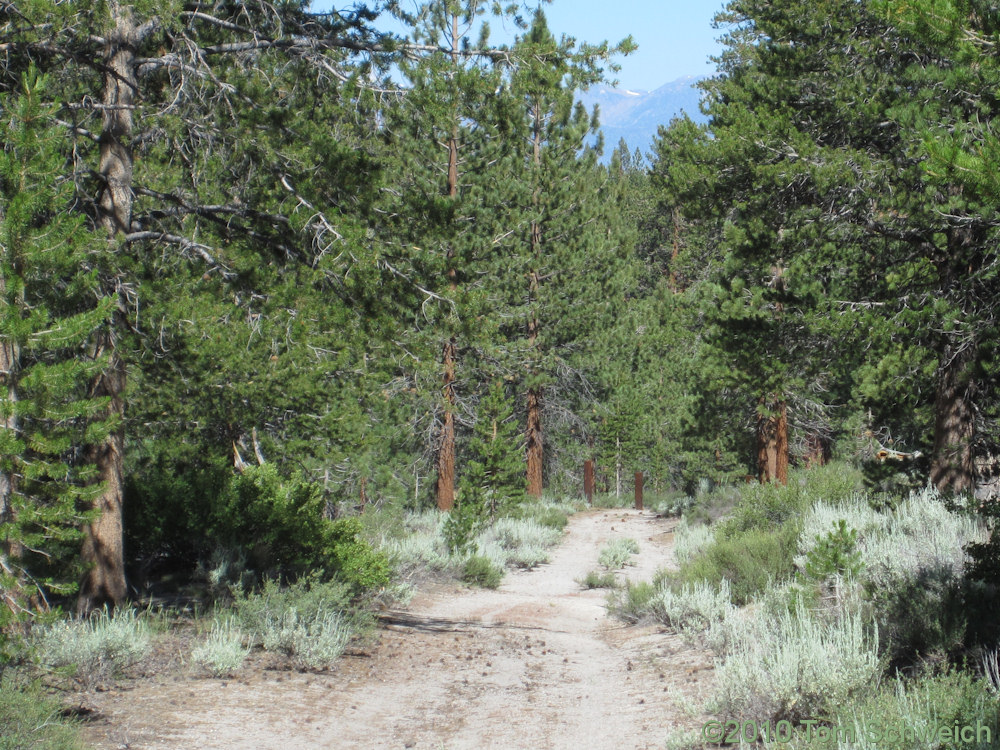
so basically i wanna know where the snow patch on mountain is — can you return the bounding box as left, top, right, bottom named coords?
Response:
left=577, top=75, right=709, bottom=162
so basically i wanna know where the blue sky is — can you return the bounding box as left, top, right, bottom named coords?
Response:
left=526, top=0, right=728, bottom=91
left=318, top=1, right=728, bottom=92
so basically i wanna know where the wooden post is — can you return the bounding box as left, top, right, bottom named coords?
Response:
left=584, top=460, right=594, bottom=506
left=634, top=471, right=643, bottom=510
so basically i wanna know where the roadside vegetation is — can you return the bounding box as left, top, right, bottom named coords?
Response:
left=0, top=463, right=575, bottom=745
left=612, top=462, right=1000, bottom=749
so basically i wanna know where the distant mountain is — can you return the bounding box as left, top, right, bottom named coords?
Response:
left=577, top=75, right=709, bottom=162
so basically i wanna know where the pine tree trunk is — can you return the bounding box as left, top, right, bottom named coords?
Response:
left=930, top=341, right=976, bottom=494
left=434, top=13, right=461, bottom=512
left=526, top=384, right=543, bottom=497
left=0, top=273, right=24, bottom=607
left=0, top=271, right=17, bottom=526
left=78, top=341, right=127, bottom=613
left=803, top=433, right=829, bottom=468
left=525, top=101, right=544, bottom=498
left=436, top=337, right=456, bottom=511
left=78, top=2, right=134, bottom=614
left=615, top=435, right=622, bottom=498
left=756, top=397, right=788, bottom=485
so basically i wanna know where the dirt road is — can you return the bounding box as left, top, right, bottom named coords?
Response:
left=80, top=509, right=715, bottom=750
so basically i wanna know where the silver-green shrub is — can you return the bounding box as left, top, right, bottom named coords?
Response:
left=795, top=487, right=986, bottom=660
left=673, top=517, right=714, bottom=565
left=599, top=537, right=640, bottom=569
left=379, top=506, right=566, bottom=581
left=191, top=618, right=250, bottom=677
left=796, top=488, right=986, bottom=584
left=860, top=489, right=985, bottom=587
left=712, top=606, right=879, bottom=722
left=36, top=608, right=151, bottom=683
left=386, top=532, right=454, bottom=574
left=231, top=577, right=358, bottom=670
left=259, top=607, right=352, bottom=670
left=476, top=517, right=562, bottom=569
left=481, top=518, right=562, bottom=552
left=647, top=579, right=735, bottom=645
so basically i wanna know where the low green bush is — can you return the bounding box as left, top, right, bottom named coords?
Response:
left=216, top=465, right=392, bottom=592
left=821, top=668, right=1000, bottom=750
left=442, top=495, right=486, bottom=557
left=579, top=569, right=618, bottom=589
left=0, top=672, right=84, bottom=749
left=609, top=580, right=658, bottom=623
left=869, top=567, right=968, bottom=665
left=717, top=481, right=810, bottom=537
left=461, top=555, right=504, bottom=589
left=675, top=523, right=799, bottom=605
left=803, top=519, right=864, bottom=583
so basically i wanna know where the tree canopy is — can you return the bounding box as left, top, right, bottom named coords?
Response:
left=2, top=0, right=999, bottom=621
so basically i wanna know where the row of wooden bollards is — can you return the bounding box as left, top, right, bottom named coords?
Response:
left=583, top=460, right=644, bottom=510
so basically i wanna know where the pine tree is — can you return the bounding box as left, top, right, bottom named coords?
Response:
left=2, top=0, right=395, bottom=611
left=380, top=0, right=539, bottom=510
left=0, top=69, right=113, bottom=619
left=458, top=379, right=524, bottom=518
left=500, top=10, right=635, bottom=496
left=650, top=0, right=1000, bottom=492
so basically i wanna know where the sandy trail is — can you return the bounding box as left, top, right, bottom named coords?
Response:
left=79, top=509, right=715, bottom=750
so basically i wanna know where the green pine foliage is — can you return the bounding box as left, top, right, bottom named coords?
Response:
left=459, top=380, right=525, bottom=518
left=0, top=69, right=114, bottom=615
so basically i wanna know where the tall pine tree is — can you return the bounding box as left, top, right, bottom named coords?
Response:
left=0, top=69, right=114, bottom=618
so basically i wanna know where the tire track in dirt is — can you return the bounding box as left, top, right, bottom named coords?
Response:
left=80, top=509, right=716, bottom=750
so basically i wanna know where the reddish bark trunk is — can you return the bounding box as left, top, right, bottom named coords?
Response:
left=803, top=433, right=830, bottom=469
left=526, top=385, right=543, bottom=497
left=77, top=2, right=136, bottom=614
left=78, top=344, right=127, bottom=613
left=436, top=338, right=456, bottom=511
left=434, top=13, right=462, bottom=512
left=757, top=398, right=789, bottom=485
left=930, top=343, right=976, bottom=494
